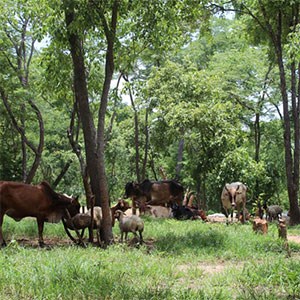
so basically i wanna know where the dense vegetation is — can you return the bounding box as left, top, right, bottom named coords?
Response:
left=1, top=217, right=300, bottom=299
left=1, top=0, right=300, bottom=235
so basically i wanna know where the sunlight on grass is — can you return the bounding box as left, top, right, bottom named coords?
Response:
left=1, top=217, right=300, bottom=299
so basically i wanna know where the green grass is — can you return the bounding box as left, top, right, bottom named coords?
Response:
left=1, top=216, right=300, bottom=299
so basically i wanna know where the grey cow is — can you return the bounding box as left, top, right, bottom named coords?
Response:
left=221, top=182, right=247, bottom=223
left=266, top=205, right=283, bottom=221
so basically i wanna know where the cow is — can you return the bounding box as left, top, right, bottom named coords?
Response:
left=0, top=181, right=80, bottom=247
left=124, top=179, right=184, bottom=214
left=221, top=182, right=247, bottom=223
left=144, top=205, right=172, bottom=218
left=171, top=204, right=207, bottom=221
left=266, top=205, right=283, bottom=222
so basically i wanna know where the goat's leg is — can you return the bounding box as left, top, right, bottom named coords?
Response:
left=96, top=229, right=100, bottom=246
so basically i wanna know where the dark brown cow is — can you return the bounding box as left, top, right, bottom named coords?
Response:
left=0, top=181, right=80, bottom=247
left=125, top=179, right=184, bottom=213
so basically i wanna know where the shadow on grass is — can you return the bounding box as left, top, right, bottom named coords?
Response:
left=155, top=227, right=227, bottom=255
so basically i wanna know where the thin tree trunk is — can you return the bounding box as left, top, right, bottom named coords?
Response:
left=123, top=74, right=141, bottom=182
left=175, top=137, right=184, bottom=179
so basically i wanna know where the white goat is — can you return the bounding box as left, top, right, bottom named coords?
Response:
left=87, top=206, right=102, bottom=244
left=114, top=210, right=144, bottom=243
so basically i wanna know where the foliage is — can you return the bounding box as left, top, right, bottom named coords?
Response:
left=0, top=0, right=295, bottom=215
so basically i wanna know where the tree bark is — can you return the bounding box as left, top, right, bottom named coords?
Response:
left=64, top=0, right=116, bottom=243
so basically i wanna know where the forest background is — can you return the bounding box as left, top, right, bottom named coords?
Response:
left=1, top=0, right=300, bottom=243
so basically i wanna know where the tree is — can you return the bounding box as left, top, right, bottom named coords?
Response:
left=216, top=0, right=300, bottom=224
left=0, top=0, right=45, bottom=183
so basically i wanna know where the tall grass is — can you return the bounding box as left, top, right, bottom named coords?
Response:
left=0, top=216, right=300, bottom=299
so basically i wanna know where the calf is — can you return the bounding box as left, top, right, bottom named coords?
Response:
left=144, top=205, right=172, bottom=218
left=252, top=217, right=268, bottom=235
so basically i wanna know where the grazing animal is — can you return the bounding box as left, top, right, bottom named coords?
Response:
left=125, top=179, right=184, bottom=213
left=266, top=205, right=283, bottom=221
left=278, top=218, right=287, bottom=239
left=238, top=208, right=251, bottom=222
left=172, top=204, right=194, bottom=220
left=114, top=210, right=144, bottom=243
left=171, top=204, right=207, bottom=221
left=144, top=205, right=172, bottom=218
left=0, top=181, right=80, bottom=247
left=110, top=198, right=131, bottom=226
left=252, top=217, right=268, bottom=234
left=221, top=182, right=247, bottom=223
left=64, top=206, right=104, bottom=245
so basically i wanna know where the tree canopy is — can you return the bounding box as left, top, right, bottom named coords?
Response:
left=1, top=0, right=299, bottom=228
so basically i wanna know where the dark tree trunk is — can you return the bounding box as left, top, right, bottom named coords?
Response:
left=52, top=160, right=72, bottom=189
left=175, top=137, right=184, bottom=180
left=67, top=100, right=93, bottom=208
left=123, top=74, right=141, bottom=183
left=272, top=14, right=300, bottom=225
left=141, top=108, right=149, bottom=181
left=64, top=0, right=117, bottom=243
left=64, top=4, right=113, bottom=244
left=95, top=0, right=119, bottom=243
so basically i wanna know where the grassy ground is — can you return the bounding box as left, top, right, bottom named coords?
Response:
left=1, top=216, right=300, bottom=299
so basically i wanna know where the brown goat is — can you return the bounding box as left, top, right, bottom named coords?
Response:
left=252, top=217, right=268, bottom=234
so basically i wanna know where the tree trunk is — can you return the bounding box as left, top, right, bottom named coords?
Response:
left=274, top=38, right=300, bottom=225
left=175, top=137, right=184, bottom=179
left=64, top=3, right=113, bottom=244
left=124, top=74, right=141, bottom=182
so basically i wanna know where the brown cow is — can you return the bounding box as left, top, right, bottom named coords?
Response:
left=125, top=179, right=184, bottom=213
left=0, top=181, right=80, bottom=247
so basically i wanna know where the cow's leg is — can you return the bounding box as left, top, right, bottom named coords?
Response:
left=242, top=205, right=246, bottom=223
left=139, top=231, right=143, bottom=244
left=37, top=218, right=45, bottom=247
left=0, top=213, right=6, bottom=247
left=223, top=208, right=230, bottom=224
left=230, top=210, right=234, bottom=223
left=132, top=197, right=136, bottom=215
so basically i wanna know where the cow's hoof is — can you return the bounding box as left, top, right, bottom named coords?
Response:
left=38, top=242, right=46, bottom=248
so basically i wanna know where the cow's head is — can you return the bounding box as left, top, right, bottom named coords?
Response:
left=124, top=181, right=140, bottom=198
left=225, top=184, right=240, bottom=208
left=63, top=195, right=80, bottom=217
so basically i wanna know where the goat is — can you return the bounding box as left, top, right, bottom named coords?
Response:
left=114, top=210, right=144, bottom=244
left=252, top=217, right=268, bottom=235
left=64, top=206, right=103, bottom=244
left=110, top=198, right=131, bottom=226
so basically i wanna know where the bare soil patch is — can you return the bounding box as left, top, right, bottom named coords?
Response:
left=288, top=235, right=300, bottom=244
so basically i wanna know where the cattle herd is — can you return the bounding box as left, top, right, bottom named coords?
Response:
left=0, top=179, right=285, bottom=247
